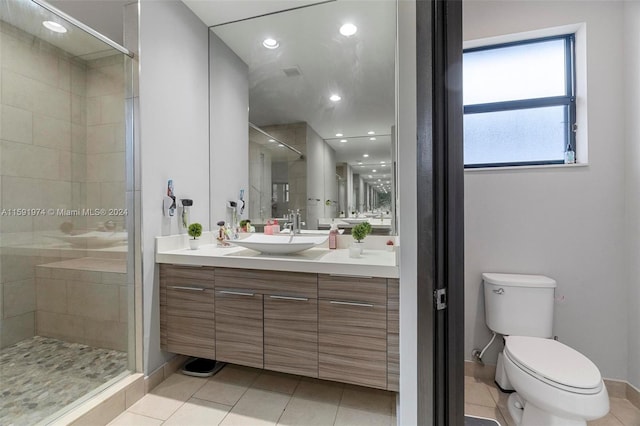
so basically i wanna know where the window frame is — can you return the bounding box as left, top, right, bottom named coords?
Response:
left=463, top=34, right=576, bottom=169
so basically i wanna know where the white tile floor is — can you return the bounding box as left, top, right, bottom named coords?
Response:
left=464, top=375, right=640, bottom=426
left=109, top=365, right=396, bottom=426
left=109, top=364, right=640, bottom=426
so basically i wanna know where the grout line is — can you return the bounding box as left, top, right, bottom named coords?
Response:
left=274, top=377, right=303, bottom=424
left=331, top=383, right=347, bottom=426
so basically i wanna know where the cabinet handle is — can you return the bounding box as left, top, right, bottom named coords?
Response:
left=269, top=295, right=309, bottom=301
left=329, top=300, right=374, bottom=308
left=328, top=274, right=373, bottom=279
left=219, top=290, right=255, bottom=297
left=168, top=285, right=206, bottom=291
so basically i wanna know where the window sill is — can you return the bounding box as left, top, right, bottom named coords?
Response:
left=464, top=163, right=589, bottom=173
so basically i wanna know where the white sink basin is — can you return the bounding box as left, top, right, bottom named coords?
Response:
left=47, top=231, right=128, bottom=248
left=341, top=218, right=369, bottom=224
left=232, top=234, right=327, bottom=255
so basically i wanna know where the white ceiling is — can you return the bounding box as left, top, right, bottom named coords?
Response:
left=184, top=0, right=396, bottom=189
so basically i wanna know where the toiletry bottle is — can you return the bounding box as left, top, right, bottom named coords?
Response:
left=264, top=220, right=273, bottom=235
left=329, top=223, right=338, bottom=249
left=272, top=219, right=280, bottom=234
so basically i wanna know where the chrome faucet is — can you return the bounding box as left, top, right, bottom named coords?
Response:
left=285, top=209, right=303, bottom=241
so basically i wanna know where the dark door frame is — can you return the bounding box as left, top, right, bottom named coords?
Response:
left=416, top=0, right=465, bottom=424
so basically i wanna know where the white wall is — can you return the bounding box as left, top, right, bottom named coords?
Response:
left=209, top=32, right=249, bottom=227
left=306, top=126, right=325, bottom=229
left=397, top=0, right=418, bottom=423
left=463, top=1, right=629, bottom=381
left=624, top=0, right=640, bottom=390
left=139, top=0, right=210, bottom=374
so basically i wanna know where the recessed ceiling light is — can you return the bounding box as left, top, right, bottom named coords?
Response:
left=378, top=179, right=382, bottom=181
left=367, top=131, right=375, bottom=135
left=340, top=139, right=347, bottom=143
left=278, top=144, right=284, bottom=147
left=329, top=94, right=342, bottom=102
left=369, top=137, right=376, bottom=141
left=363, top=154, right=369, bottom=158
left=380, top=161, right=385, bottom=164
left=336, top=133, right=343, bottom=137
left=357, top=161, right=363, bottom=165
left=268, top=139, right=275, bottom=142
left=263, top=38, right=279, bottom=49
left=369, top=175, right=373, bottom=178
left=340, top=23, right=357, bottom=37
left=43, top=21, right=67, bottom=33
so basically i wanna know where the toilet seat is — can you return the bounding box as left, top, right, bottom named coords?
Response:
left=504, top=336, right=603, bottom=395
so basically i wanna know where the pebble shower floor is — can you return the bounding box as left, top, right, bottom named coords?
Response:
left=0, top=336, right=127, bottom=425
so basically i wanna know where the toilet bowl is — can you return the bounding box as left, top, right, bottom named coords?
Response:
left=502, top=336, right=609, bottom=426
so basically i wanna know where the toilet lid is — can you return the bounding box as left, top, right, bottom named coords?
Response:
left=505, top=336, right=602, bottom=394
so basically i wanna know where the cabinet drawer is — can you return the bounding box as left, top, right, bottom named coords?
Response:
left=387, top=278, right=399, bottom=391
left=215, top=268, right=316, bottom=299
left=166, top=315, right=215, bottom=359
left=215, top=290, right=264, bottom=368
left=264, top=295, right=318, bottom=377
left=318, top=274, right=387, bottom=305
left=161, top=264, right=215, bottom=281
left=166, top=285, right=214, bottom=319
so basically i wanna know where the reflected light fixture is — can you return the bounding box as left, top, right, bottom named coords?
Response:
left=268, top=139, right=275, bottom=142
left=43, top=21, right=67, bottom=33
left=369, top=137, right=376, bottom=141
left=367, top=131, right=375, bottom=135
left=340, top=139, right=347, bottom=143
left=363, top=154, right=369, bottom=158
left=336, top=133, right=343, bottom=137
left=372, top=169, right=377, bottom=172
left=380, top=161, right=386, bottom=164
left=340, top=23, right=357, bottom=37
left=263, top=38, right=279, bottom=49
left=277, top=144, right=284, bottom=147
left=329, top=94, right=342, bottom=102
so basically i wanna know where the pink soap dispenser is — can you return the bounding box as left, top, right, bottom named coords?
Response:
left=329, top=223, right=338, bottom=249
left=264, top=219, right=273, bottom=235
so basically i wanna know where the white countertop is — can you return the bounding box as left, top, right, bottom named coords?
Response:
left=156, top=233, right=399, bottom=278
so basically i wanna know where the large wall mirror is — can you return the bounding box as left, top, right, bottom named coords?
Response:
left=211, top=0, right=397, bottom=234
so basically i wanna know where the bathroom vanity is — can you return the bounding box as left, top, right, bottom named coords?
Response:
left=156, top=234, right=399, bottom=391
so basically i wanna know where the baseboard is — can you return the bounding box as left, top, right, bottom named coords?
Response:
left=464, top=360, right=640, bottom=409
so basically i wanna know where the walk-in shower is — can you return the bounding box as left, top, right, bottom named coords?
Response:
left=0, top=0, right=136, bottom=423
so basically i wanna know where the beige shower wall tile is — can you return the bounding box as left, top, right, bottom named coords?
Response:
left=2, top=34, right=60, bottom=88
left=87, top=153, right=125, bottom=183
left=88, top=124, right=123, bottom=154
left=58, top=58, right=71, bottom=91
left=101, top=181, right=126, bottom=209
left=36, top=277, right=67, bottom=314
left=67, top=281, right=119, bottom=321
left=1, top=311, right=34, bottom=347
left=71, top=123, right=87, bottom=154
left=84, top=318, right=127, bottom=351
left=71, top=62, right=87, bottom=96
left=36, top=310, right=83, bottom=341
left=3, top=71, right=71, bottom=122
left=59, top=151, right=72, bottom=181
left=72, top=93, right=86, bottom=125
left=1, top=141, right=60, bottom=179
left=1, top=104, right=32, bottom=144
left=100, top=94, right=126, bottom=124
left=33, top=114, right=71, bottom=151
left=3, top=278, right=35, bottom=318
left=87, top=62, right=125, bottom=98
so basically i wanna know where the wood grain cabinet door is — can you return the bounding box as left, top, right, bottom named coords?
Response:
left=318, top=275, right=388, bottom=389
left=160, top=265, right=215, bottom=359
left=215, top=289, right=264, bottom=369
left=264, top=295, right=318, bottom=377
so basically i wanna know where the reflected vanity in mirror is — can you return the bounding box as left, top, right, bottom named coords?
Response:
left=210, top=0, right=397, bottom=235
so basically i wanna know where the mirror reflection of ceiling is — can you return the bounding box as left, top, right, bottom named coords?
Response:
left=1, top=0, right=125, bottom=59
left=191, top=0, right=395, bottom=177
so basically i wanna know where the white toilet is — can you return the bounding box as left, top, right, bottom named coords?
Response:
left=483, top=273, right=609, bottom=426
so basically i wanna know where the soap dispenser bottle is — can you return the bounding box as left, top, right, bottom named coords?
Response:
left=329, top=223, right=338, bottom=249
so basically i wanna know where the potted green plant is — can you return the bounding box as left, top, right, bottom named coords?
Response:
left=349, top=222, right=370, bottom=258
left=188, top=222, right=203, bottom=250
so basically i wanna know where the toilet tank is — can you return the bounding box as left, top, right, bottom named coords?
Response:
left=483, top=273, right=557, bottom=338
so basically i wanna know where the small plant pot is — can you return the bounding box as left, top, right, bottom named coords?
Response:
left=189, top=239, right=200, bottom=250
left=349, top=242, right=363, bottom=258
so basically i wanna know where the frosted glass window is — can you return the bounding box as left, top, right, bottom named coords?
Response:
left=463, top=34, right=576, bottom=167
left=464, top=106, right=566, bottom=166
left=464, top=39, right=567, bottom=105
